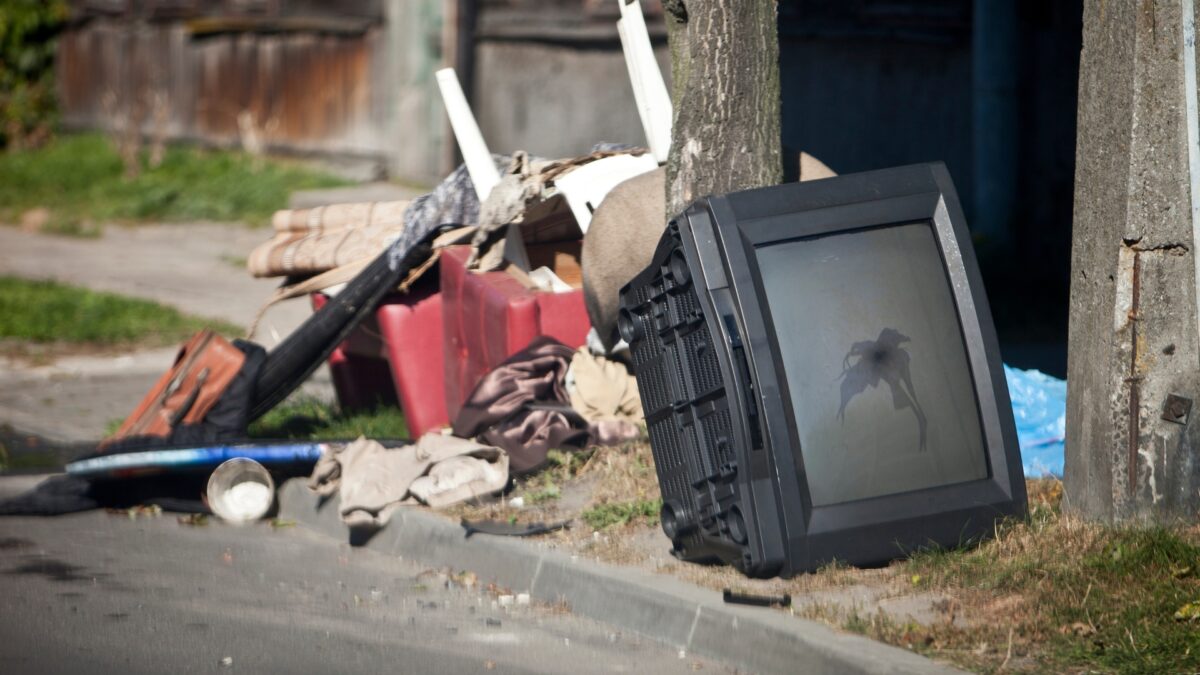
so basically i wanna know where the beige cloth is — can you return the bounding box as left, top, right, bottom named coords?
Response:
left=307, top=434, right=508, bottom=528
left=409, top=455, right=508, bottom=508
left=245, top=226, right=477, bottom=339
left=566, top=347, right=643, bottom=424
left=248, top=200, right=410, bottom=278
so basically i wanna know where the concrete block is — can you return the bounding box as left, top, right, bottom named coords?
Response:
left=531, top=554, right=700, bottom=647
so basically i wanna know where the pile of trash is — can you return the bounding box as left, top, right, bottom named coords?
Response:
left=0, top=0, right=1069, bottom=553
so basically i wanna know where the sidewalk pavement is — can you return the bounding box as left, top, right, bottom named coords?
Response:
left=0, top=222, right=334, bottom=445
left=0, top=222, right=307, bottom=335
left=278, top=479, right=966, bottom=675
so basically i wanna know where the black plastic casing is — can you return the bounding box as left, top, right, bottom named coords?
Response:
left=618, top=163, right=1027, bottom=578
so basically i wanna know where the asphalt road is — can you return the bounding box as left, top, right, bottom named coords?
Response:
left=0, top=508, right=721, bottom=674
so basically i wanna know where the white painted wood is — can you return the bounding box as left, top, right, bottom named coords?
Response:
left=617, top=18, right=655, bottom=155
left=435, top=67, right=500, bottom=201
left=554, top=153, right=658, bottom=233
left=618, top=0, right=672, bottom=162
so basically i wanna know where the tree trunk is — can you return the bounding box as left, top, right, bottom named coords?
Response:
left=663, top=0, right=782, bottom=217
left=1066, top=0, right=1200, bottom=521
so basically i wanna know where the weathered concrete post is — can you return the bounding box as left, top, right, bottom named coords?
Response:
left=1066, top=0, right=1200, bottom=521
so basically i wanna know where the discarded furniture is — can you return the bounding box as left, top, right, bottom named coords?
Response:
left=440, top=245, right=591, bottom=421
left=312, top=277, right=449, bottom=438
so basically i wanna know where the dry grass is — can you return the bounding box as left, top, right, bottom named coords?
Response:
left=446, top=447, right=1200, bottom=674
left=450, top=442, right=662, bottom=530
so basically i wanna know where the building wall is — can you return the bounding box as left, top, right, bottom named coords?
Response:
left=56, top=0, right=447, bottom=183
left=777, top=1, right=975, bottom=207
left=468, top=0, right=668, bottom=159
left=54, top=0, right=667, bottom=182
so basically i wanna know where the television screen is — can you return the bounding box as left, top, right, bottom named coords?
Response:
left=756, top=221, right=988, bottom=507
left=619, top=162, right=1026, bottom=577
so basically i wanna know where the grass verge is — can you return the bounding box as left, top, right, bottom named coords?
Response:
left=0, top=133, right=348, bottom=233
left=249, top=396, right=409, bottom=441
left=886, top=480, right=1200, bottom=673
left=0, top=276, right=239, bottom=351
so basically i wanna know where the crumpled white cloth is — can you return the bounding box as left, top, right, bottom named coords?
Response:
left=308, top=433, right=508, bottom=528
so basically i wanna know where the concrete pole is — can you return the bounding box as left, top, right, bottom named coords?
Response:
left=1066, top=0, right=1200, bottom=522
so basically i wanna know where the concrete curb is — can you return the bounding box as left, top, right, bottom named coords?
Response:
left=278, top=480, right=965, bottom=674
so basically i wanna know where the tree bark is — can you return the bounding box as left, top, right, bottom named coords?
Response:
left=663, top=0, right=782, bottom=217
left=1066, top=0, right=1200, bottom=522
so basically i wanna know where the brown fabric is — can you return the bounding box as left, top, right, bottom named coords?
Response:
left=105, top=330, right=246, bottom=444
left=248, top=200, right=411, bottom=278
left=452, top=336, right=587, bottom=473
left=451, top=336, right=639, bottom=474
left=589, top=418, right=642, bottom=447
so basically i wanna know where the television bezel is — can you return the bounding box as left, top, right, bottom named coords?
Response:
left=690, top=162, right=1026, bottom=571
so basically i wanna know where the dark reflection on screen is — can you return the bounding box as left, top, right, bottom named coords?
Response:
left=837, top=328, right=928, bottom=452
left=757, top=222, right=987, bottom=507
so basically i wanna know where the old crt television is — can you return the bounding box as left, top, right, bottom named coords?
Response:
left=618, top=163, right=1027, bottom=577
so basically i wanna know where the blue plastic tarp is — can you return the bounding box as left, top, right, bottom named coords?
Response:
left=1004, top=365, right=1066, bottom=478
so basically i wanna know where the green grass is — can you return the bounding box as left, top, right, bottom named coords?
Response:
left=0, top=448, right=61, bottom=471
left=520, top=472, right=563, bottom=505
left=582, top=497, right=662, bottom=530
left=249, top=396, right=409, bottom=441
left=0, top=133, right=348, bottom=232
left=0, top=276, right=239, bottom=345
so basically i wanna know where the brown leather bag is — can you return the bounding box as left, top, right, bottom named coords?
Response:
left=106, top=330, right=247, bottom=444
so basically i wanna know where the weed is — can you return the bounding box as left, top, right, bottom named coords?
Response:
left=545, top=448, right=592, bottom=476
left=103, top=418, right=124, bottom=436
left=0, top=1, right=66, bottom=149
left=249, top=396, right=408, bottom=441
left=581, top=497, right=662, bottom=530
left=521, top=473, right=562, bottom=505
left=2, top=450, right=61, bottom=470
